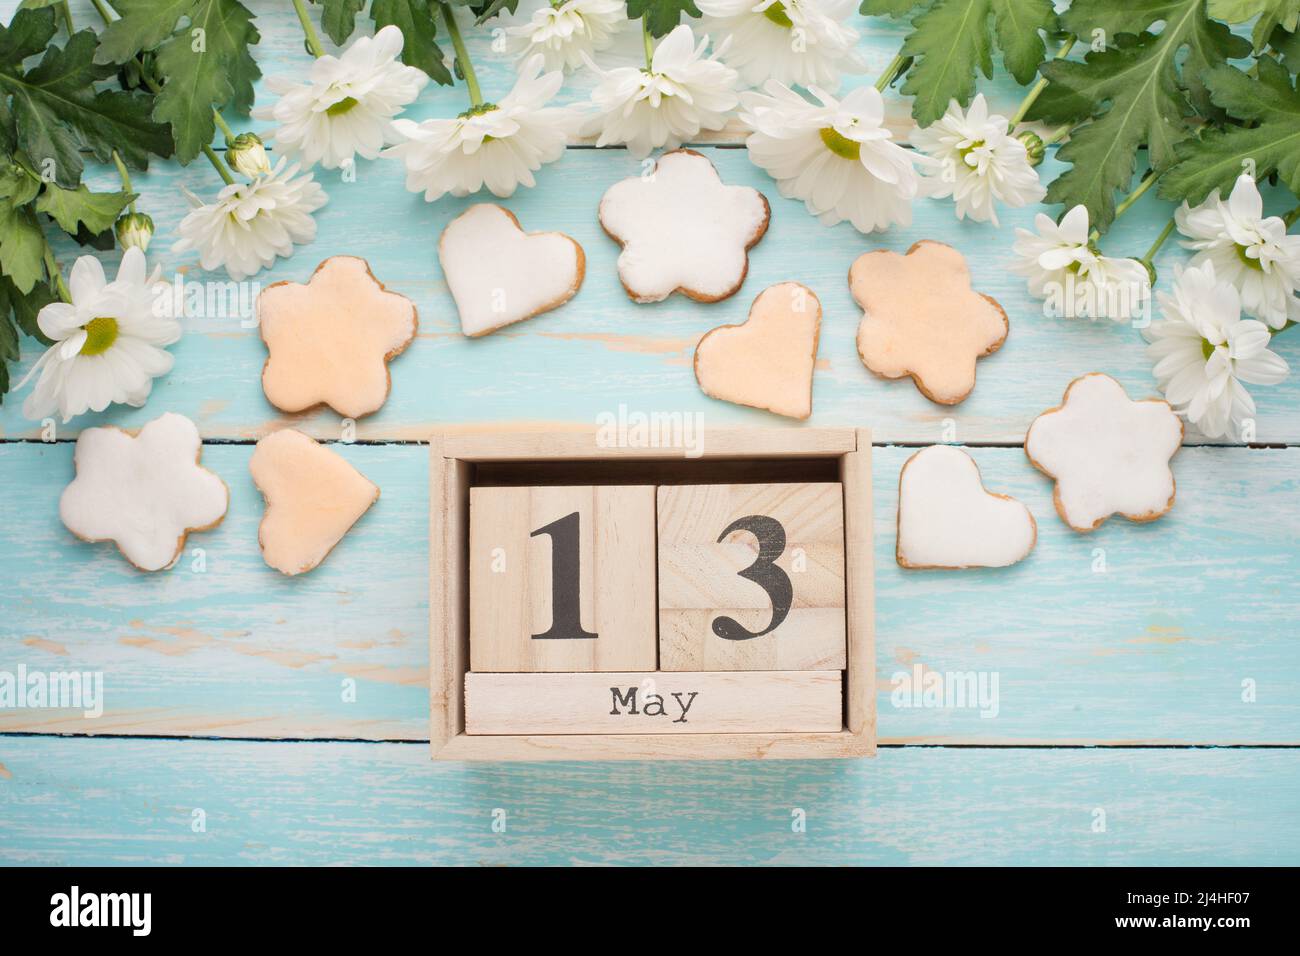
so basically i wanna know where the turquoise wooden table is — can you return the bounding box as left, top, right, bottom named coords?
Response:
left=2, top=1, right=1298, bottom=866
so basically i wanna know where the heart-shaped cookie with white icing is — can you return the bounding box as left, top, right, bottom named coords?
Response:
left=250, top=428, right=379, bottom=576
left=897, top=445, right=1036, bottom=569
left=439, top=204, right=585, bottom=337
left=694, top=281, right=821, bottom=420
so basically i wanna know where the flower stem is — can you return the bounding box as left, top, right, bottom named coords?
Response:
left=1140, top=215, right=1176, bottom=268
left=1039, top=123, right=1071, bottom=146
left=1009, top=35, right=1075, bottom=128
left=58, top=1, right=74, bottom=33
left=212, top=109, right=236, bottom=144
left=642, top=16, right=655, bottom=70
left=441, top=3, right=484, bottom=107
left=290, top=0, right=326, bottom=58
left=1113, top=169, right=1160, bottom=221
left=1285, top=205, right=1300, bottom=228
left=874, top=52, right=908, bottom=93
left=202, top=144, right=236, bottom=186
left=88, top=0, right=115, bottom=24
left=43, top=246, right=70, bottom=303
left=111, top=149, right=137, bottom=212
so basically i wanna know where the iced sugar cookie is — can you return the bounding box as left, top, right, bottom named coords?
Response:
left=599, top=149, right=770, bottom=304
left=852, top=240, right=1007, bottom=405
left=896, top=445, right=1036, bottom=569
left=694, top=281, right=821, bottom=419
left=439, top=204, right=585, bottom=337
left=60, top=412, right=229, bottom=572
left=1026, top=372, right=1183, bottom=532
left=258, top=256, right=417, bottom=419
left=250, top=428, right=379, bottom=576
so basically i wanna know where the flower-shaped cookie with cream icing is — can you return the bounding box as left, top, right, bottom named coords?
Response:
left=599, top=149, right=770, bottom=304
left=852, top=240, right=1007, bottom=404
left=257, top=256, right=417, bottom=419
left=1026, top=373, right=1183, bottom=532
left=60, top=413, right=229, bottom=571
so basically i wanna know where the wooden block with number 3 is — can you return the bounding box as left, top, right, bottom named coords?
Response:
left=470, top=485, right=657, bottom=671
left=657, top=483, right=846, bottom=671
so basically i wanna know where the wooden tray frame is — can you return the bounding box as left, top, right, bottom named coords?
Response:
left=429, top=428, right=875, bottom=761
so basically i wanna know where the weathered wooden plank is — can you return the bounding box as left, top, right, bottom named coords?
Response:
left=3, top=442, right=1296, bottom=743
left=0, top=442, right=429, bottom=739
left=0, top=736, right=1296, bottom=865
left=6, top=145, right=1295, bottom=445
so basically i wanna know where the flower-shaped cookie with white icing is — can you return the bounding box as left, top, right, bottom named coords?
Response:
left=599, top=148, right=770, bottom=304
left=258, top=256, right=417, bottom=419
left=1026, top=373, right=1183, bottom=532
left=60, top=412, right=229, bottom=571
left=852, top=240, right=1008, bottom=405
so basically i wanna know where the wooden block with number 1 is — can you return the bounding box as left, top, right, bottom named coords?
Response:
left=469, top=485, right=657, bottom=671
left=657, top=482, right=846, bottom=670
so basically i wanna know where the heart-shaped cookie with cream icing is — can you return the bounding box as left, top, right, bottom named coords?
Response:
left=250, top=428, right=379, bottom=576
left=693, top=281, right=821, bottom=420
left=439, top=204, right=585, bottom=337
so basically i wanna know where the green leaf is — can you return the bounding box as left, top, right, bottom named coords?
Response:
left=471, top=0, right=521, bottom=24
left=895, top=0, right=1054, bottom=125
left=1160, top=57, right=1300, bottom=205
left=626, top=0, right=703, bottom=38
left=0, top=6, right=56, bottom=68
left=990, top=0, right=1055, bottom=85
left=1209, top=0, right=1300, bottom=52
left=94, top=0, right=198, bottom=65
left=36, top=183, right=134, bottom=238
left=0, top=163, right=40, bottom=207
left=0, top=197, right=46, bottom=294
left=6, top=273, right=55, bottom=342
left=0, top=309, right=17, bottom=364
left=1272, top=26, right=1300, bottom=68
left=372, top=0, right=453, bottom=85
left=149, top=0, right=262, bottom=163
left=0, top=28, right=173, bottom=185
left=900, top=0, right=992, bottom=126
left=859, top=0, right=925, bottom=15
left=313, top=0, right=366, bottom=45
left=1030, top=0, right=1250, bottom=233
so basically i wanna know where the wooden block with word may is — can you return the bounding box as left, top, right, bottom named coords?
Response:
left=657, top=483, right=846, bottom=671
left=464, top=671, right=842, bottom=734
left=469, top=485, right=657, bottom=672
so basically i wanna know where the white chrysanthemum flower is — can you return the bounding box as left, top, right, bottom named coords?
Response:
left=583, top=24, right=739, bottom=158
left=19, top=248, right=179, bottom=423
left=1010, top=204, right=1151, bottom=322
left=697, top=0, right=864, bottom=90
left=740, top=79, right=921, bottom=233
left=384, top=54, right=579, bottom=199
left=911, top=94, right=1045, bottom=226
left=1175, top=172, right=1300, bottom=329
left=499, top=0, right=627, bottom=72
left=1145, top=261, right=1289, bottom=439
left=174, top=157, right=328, bottom=281
left=252, top=25, right=429, bottom=170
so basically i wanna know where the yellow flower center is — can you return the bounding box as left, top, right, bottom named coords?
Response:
left=958, top=140, right=986, bottom=165
left=819, top=127, right=861, bottom=161
left=326, top=96, right=359, bottom=116
left=1201, top=338, right=1218, bottom=362
left=1235, top=243, right=1264, bottom=272
left=80, top=316, right=119, bottom=356
left=763, top=1, right=794, bottom=28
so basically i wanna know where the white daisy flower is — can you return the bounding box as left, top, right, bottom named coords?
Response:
left=384, top=54, right=579, bottom=200
left=498, top=0, right=627, bottom=73
left=1146, top=261, right=1289, bottom=439
left=583, top=24, right=739, bottom=158
left=252, top=25, right=429, bottom=170
left=174, top=157, right=328, bottom=281
left=697, top=0, right=863, bottom=90
left=19, top=248, right=179, bottom=423
left=1175, top=172, right=1300, bottom=330
left=1010, top=204, right=1151, bottom=323
left=911, top=94, right=1045, bottom=226
left=739, top=79, right=922, bottom=234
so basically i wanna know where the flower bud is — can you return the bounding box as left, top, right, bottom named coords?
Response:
left=114, top=211, right=155, bottom=252
left=1017, top=130, right=1045, bottom=167
left=226, top=132, right=271, bottom=178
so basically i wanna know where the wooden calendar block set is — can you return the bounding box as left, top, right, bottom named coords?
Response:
left=430, top=429, right=874, bottom=761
